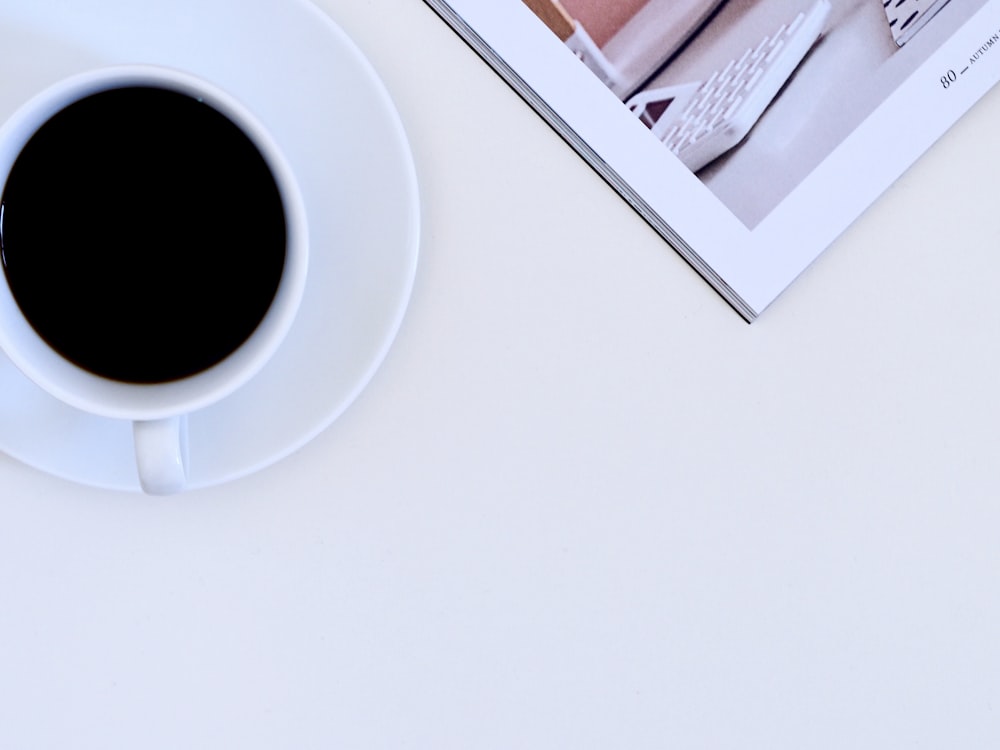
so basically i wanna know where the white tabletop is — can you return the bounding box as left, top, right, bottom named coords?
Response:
left=2, top=1, right=1000, bottom=747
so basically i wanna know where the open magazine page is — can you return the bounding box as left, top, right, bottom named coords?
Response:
left=425, top=0, right=1000, bottom=319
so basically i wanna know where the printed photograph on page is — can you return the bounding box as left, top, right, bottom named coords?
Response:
left=523, top=0, right=990, bottom=227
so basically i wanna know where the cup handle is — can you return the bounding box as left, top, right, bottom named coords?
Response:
left=133, top=416, right=189, bottom=495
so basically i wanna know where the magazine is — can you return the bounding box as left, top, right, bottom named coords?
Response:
left=423, top=0, right=1000, bottom=320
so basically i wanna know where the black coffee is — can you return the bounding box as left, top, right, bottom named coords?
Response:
left=0, top=85, right=286, bottom=383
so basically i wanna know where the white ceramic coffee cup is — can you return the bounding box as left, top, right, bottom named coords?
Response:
left=0, top=65, right=308, bottom=494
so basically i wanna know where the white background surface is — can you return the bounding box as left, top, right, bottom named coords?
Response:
left=2, top=0, right=1000, bottom=747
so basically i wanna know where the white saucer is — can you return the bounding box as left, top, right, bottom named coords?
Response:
left=0, top=0, right=420, bottom=491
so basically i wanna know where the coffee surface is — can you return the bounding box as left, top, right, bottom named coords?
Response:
left=0, top=85, right=287, bottom=383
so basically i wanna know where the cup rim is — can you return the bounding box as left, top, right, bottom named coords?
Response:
left=0, top=63, right=309, bottom=421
